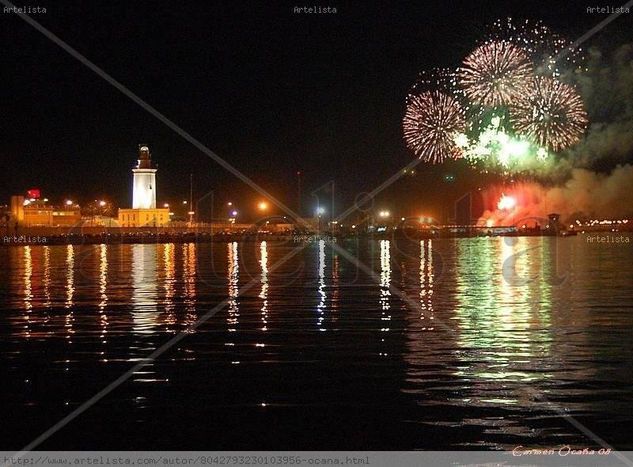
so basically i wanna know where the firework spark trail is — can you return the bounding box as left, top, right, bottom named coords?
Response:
left=403, top=90, right=466, bottom=164
left=491, top=18, right=585, bottom=77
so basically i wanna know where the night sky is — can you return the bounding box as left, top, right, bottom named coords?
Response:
left=0, top=1, right=628, bottom=221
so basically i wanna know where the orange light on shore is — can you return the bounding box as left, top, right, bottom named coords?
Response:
left=258, top=201, right=269, bottom=211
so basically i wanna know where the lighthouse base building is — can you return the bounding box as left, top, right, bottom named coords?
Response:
left=118, top=145, right=170, bottom=227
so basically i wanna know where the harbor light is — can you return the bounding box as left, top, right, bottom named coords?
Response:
left=258, top=201, right=269, bottom=211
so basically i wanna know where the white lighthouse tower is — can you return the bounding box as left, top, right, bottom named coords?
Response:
left=132, top=145, right=157, bottom=209
left=118, top=145, right=170, bottom=227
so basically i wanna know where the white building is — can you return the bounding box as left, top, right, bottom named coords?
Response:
left=118, top=145, right=169, bottom=227
left=132, top=145, right=157, bottom=209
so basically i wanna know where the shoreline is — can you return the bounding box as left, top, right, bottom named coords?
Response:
left=0, top=230, right=592, bottom=246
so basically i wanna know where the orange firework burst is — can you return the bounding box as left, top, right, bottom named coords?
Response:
left=497, top=194, right=517, bottom=210
left=510, top=76, right=588, bottom=151
left=458, top=40, right=534, bottom=107
left=403, top=90, right=466, bottom=164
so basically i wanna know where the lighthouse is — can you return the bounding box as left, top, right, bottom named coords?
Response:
left=132, top=145, right=157, bottom=209
left=118, top=145, right=170, bottom=227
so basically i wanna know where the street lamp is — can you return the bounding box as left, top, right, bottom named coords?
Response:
left=378, top=210, right=390, bottom=218
left=65, top=200, right=73, bottom=206
left=258, top=201, right=269, bottom=211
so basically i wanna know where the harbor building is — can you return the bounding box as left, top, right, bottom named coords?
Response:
left=118, top=145, right=170, bottom=227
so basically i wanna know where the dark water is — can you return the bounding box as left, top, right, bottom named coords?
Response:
left=1, top=237, right=632, bottom=450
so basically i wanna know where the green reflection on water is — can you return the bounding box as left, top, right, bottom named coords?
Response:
left=454, top=238, right=554, bottom=386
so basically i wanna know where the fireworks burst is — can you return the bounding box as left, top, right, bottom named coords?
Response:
left=403, top=18, right=588, bottom=174
left=510, top=76, right=588, bottom=151
left=458, top=40, right=534, bottom=107
left=456, top=114, right=549, bottom=173
left=497, top=194, right=517, bottom=210
left=403, top=90, right=466, bottom=164
left=491, top=18, right=584, bottom=77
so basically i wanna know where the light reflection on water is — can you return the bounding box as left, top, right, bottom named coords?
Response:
left=260, top=241, right=269, bottom=333
left=1, top=237, right=632, bottom=450
left=227, top=241, right=239, bottom=335
left=317, top=240, right=327, bottom=331
left=131, top=244, right=159, bottom=335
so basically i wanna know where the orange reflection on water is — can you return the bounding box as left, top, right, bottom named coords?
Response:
left=65, top=245, right=75, bottom=343
left=65, top=245, right=75, bottom=309
left=419, top=240, right=434, bottom=329
left=22, top=246, right=33, bottom=338
left=259, top=241, right=269, bottom=332
left=183, top=243, right=197, bottom=326
left=98, top=244, right=109, bottom=344
left=98, top=244, right=108, bottom=312
left=227, top=242, right=239, bottom=333
left=43, top=246, right=51, bottom=309
left=162, top=243, right=176, bottom=327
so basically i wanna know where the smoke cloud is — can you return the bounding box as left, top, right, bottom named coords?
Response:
left=565, top=43, right=633, bottom=168
left=481, top=164, right=633, bottom=224
left=481, top=43, right=633, bottom=224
